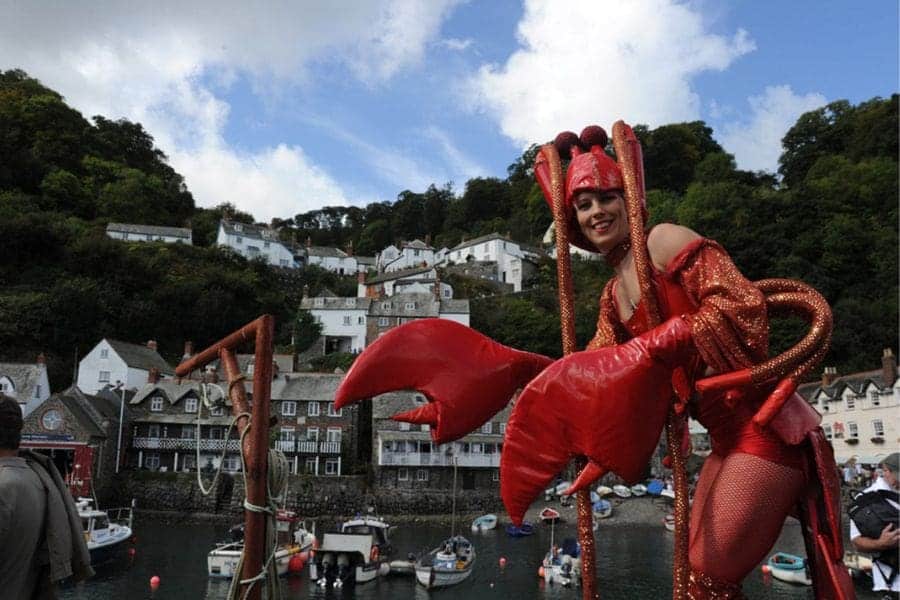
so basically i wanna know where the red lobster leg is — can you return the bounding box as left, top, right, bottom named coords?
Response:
left=333, top=319, right=552, bottom=445
left=501, top=317, right=695, bottom=525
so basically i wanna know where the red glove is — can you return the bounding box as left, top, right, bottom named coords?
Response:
left=501, top=316, right=695, bottom=525
left=334, top=319, right=552, bottom=445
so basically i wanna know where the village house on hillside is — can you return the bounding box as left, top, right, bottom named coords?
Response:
left=217, top=219, right=303, bottom=268
left=77, top=339, right=175, bottom=395
left=106, top=222, right=193, bottom=245
left=371, top=391, right=509, bottom=492
left=445, top=233, right=544, bottom=293
left=0, top=354, right=51, bottom=416
left=376, top=239, right=440, bottom=273
left=358, top=266, right=453, bottom=299
left=303, top=239, right=375, bottom=275
left=799, top=348, right=899, bottom=465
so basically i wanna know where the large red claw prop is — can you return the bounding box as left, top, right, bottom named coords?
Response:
left=333, top=319, right=552, bottom=445
left=501, top=317, right=694, bottom=525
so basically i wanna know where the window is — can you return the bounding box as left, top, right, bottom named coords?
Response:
left=182, top=454, right=196, bottom=470
left=211, top=405, right=225, bottom=417
left=233, top=223, right=243, bottom=232
left=314, top=297, right=324, bottom=307
left=358, top=316, right=364, bottom=325
left=344, top=298, right=355, bottom=307
left=34, top=385, right=41, bottom=398
left=147, top=424, right=160, bottom=439
left=181, top=425, right=195, bottom=439
left=280, top=259, right=289, bottom=266
left=846, top=396, right=856, bottom=411
left=99, top=371, right=110, bottom=383
left=442, top=289, right=451, bottom=298
left=150, top=396, right=164, bottom=412
left=308, top=401, right=320, bottom=416
left=222, top=456, right=240, bottom=471
left=145, top=453, right=160, bottom=470
left=306, top=427, right=319, bottom=441
left=420, top=442, right=431, bottom=453
left=378, top=317, right=389, bottom=327
left=493, top=470, right=500, bottom=482
left=100, top=349, right=109, bottom=359
left=823, top=424, right=832, bottom=440
left=847, top=422, right=859, bottom=438
left=873, top=420, right=884, bottom=437
left=325, top=458, right=340, bottom=476
left=398, top=468, right=409, bottom=481
left=399, top=421, right=410, bottom=431
left=405, top=302, right=416, bottom=310
left=421, top=424, right=430, bottom=432
left=184, top=398, right=198, bottom=413
left=382, top=302, right=392, bottom=310
left=279, top=427, right=295, bottom=442
left=414, top=394, right=426, bottom=404
left=870, top=391, right=881, bottom=407
left=416, top=469, right=428, bottom=481
left=305, top=457, right=318, bottom=474
left=236, top=236, right=242, bottom=244
left=471, top=443, right=484, bottom=454
left=343, top=316, right=351, bottom=325
left=328, top=403, right=342, bottom=417
left=500, top=423, right=507, bottom=435
left=208, top=426, right=224, bottom=440
left=282, top=401, right=297, bottom=417
left=481, top=422, right=492, bottom=434
left=264, top=241, right=270, bottom=249
left=326, top=428, right=342, bottom=443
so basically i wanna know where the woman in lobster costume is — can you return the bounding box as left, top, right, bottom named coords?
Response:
left=334, top=123, right=853, bottom=599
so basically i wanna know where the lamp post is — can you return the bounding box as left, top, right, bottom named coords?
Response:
left=115, top=381, right=126, bottom=474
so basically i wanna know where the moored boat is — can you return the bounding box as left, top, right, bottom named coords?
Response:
left=506, top=522, right=535, bottom=537
left=539, top=507, right=561, bottom=524
left=309, top=514, right=392, bottom=587
left=663, top=514, right=675, bottom=532
left=76, top=497, right=134, bottom=564
left=207, top=510, right=315, bottom=578
left=613, top=484, right=632, bottom=498
left=471, top=513, right=498, bottom=532
left=415, top=535, right=475, bottom=589
left=767, top=552, right=812, bottom=585
left=646, top=479, right=665, bottom=495
left=596, top=485, right=613, bottom=497
left=630, top=483, right=648, bottom=496
left=541, top=537, right=582, bottom=587
left=592, top=499, right=613, bottom=520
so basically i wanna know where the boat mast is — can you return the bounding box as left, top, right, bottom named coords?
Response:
left=450, top=452, right=458, bottom=539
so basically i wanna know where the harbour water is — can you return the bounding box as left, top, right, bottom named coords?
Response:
left=61, top=512, right=880, bottom=600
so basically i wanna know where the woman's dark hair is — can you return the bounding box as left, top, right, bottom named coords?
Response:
left=0, top=393, right=23, bottom=450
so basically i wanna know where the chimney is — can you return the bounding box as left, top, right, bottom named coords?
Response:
left=302, top=284, right=309, bottom=300
left=148, top=367, right=161, bottom=384
left=882, top=348, right=897, bottom=384
left=346, top=240, right=354, bottom=256
left=425, top=234, right=432, bottom=246
left=357, top=271, right=366, bottom=284
left=821, top=366, right=838, bottom=388
left=306, top=236, right=312, bottom=248
left=433, top=270, right=441, bottom=301
left=203, top=365, right=219, bottom=384
left=36, top=352, right=46, bottom=365
left=272, top=360, right=280, bottom=378
left=183, top=341, right=193, bottom=360
left=146, top=340, right=158, bottom=352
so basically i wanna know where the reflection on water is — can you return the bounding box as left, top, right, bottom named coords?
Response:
left=60, top=511, right=880, bottom=600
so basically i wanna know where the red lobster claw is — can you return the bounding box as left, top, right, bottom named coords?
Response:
left=501, top=317, right=694, bottom=525
left=334, top=318, right=552, bottom=445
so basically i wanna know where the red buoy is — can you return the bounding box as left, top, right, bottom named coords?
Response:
left=288, top=553, right=306, bottom=574
left=150, top=575, right=161, bottom=589
left=499, top=556, right=507, bottom=568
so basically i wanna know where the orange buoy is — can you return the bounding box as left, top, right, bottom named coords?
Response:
left=538, top=566, right=545, bottom=578
left=761, top=565, right=770, bottom=574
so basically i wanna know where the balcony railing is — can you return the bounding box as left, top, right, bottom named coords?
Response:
left=271, top=440, right=342, bottom=454
left=379, top=451, right=500, bottom=468
left=132, top=437, right=240, bottom=451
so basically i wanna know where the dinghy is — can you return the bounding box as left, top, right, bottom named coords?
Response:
left=630, top=483, right=648, bottom=497
left=612, top=485, right=632, bottom=498
left=767, top=552, right=812, bottom=585
left=539, top=507, right=561, bottom=524
left=470, top=514, right=498, bottom=532
left=506, top=522, right=535, bottom=537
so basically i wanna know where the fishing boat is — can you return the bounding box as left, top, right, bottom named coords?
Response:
left=506, top=522, right=535, bottom=537
left=592, top=499, right=613, bottom=520
left=309, top=514, right=392, bottom=587
left=766, top=552, right=812, bottom=585
left=646, top=479, right=665, bottom=495
left=630, top=483, right=648, bottom=496
left=541, top=535, right=581, bottom=587
left=663, top=514, right=675, bottom=532
left=596, top=485, right=613, bottom=497
left=660, top=488, right=676, bottom=500
left=208, top=510, right=316, bottom=578
left=415, top=456, right=475, bottom=589
left=540, top=507, right=561, bottom=524
left=75, top=497, right=134, bottom=564
left=470, top=514, right=498, bottom=532
left=613, top=484, right=632, bottom=498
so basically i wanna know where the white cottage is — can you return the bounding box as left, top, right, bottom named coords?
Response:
left=446, top=233, right=543, bottom=292
left=77, top=339, right=175, bottom=395
left=106, top=223, right=193, bottom=245
left=0, top=355, right=51, bottom=416
left=217, top=220, right=300, bottom=268
left=377, top=239, right=435, bottom=273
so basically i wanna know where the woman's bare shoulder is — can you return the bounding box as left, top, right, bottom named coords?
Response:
left=647, top=223, right=702, bottom=270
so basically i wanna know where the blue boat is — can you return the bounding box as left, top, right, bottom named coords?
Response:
left=647, top=479, right=665, bottom=496
left=505, top=522, right=535, bottom=537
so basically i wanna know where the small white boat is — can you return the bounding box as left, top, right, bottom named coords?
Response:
left=415, top=535, right=475, bottom=589
left=76, top=497, right=134, bottom=564
left=767, top=552, right=812, bottom=586
left=208, top=510, right=316, bottom=578
left=663, top=514, right=675, bottom=532
left=612, top=485, right=632, bottom=498
left=630, top=484, right=648, bottom=497
left=660, top=489, right=676, bottom=500
left=541, top=538, right=582, bottom=587
left=596, top=485, right=613, bottom=497
left=309, top=514, right=392, bottom=587
left=540, top=507, right=561, bottom=524
left=471, top=514, right=497, bottom=532
left=544, top=480, right=573, bottom=500
left=389, top=553, right=417, bottom=576
left=592, top=499, right=613, bottom=520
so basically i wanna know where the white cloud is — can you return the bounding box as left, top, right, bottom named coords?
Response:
left=0, top=0, right=459, bottom=220
left=468, top=0, right=755, bottom=146
left=718, top=85, right=826, bottom=173
left=440, top=38, right=474, bottom=51
left=423, top=127, right=489, bottom=183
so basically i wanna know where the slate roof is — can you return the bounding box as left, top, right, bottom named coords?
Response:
left=798, top=368, right=897, bottom=402
left=450, top=233, right=509, bottom=252
left=106, top=339, right=175, bottom=374
left=0, top=363, right=45, bottom=400
left=131, top=381, right=224, bottom=406
left=402, top=239, right=433, bottom=250
left=272, top=373, right=343, bottom=401
left=368, top=293, right=469, bottom=317
left=220, top=219, right=284, bottom=242
left=307, top=246, right=350, bottom=258
left=366, top=265, right=434, bottom=284
left=300, top=297, right=371, bottom=311
left=356, top=256, right=376, bottom=266
left=106, top=222, right=192, bottom=240
left=56, top=386, right=109, bottom=438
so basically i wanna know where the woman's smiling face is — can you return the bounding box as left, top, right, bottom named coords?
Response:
left=573, top=189, right=628, bottom=252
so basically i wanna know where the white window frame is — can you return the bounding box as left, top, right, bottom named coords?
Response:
left=181, top=425, right=195, bottom=439
left=150, top=396, right=164, bottom=412
left=222, top=456, right=241, bottom=472
left=184, top=398, right=198, bottom=413
left=471, top=443, right=484, bottom=454
left=481, top=422, right=492, bottom=434
left=343, top=315, right=351, bottom=325
left=823, top=424, right=832, bottom=440
left=314, top=297, right=324, bottom=307
left=399, top=421, right=410, bottom=431
left=846, top=395, right=856, bottom=411
left=328, top=403, right=342, bottom=417
left=378, top=317, right=389, bottom=327
left=405, top=302, right=416, bottom=310
left=870, top=391, right=881, bottom=407
left=344, top=298, right=356, bottom=307
left=211, top=405, right=225, bottom=417
left=326, top=428, right=342, bottom=443
left=416, top=468, right=428, bottom=481
left=99, top=371, right=110, bottom=383
left=307, top=427, right=319, bottom=442
left=282, top=401, right=297, bottom=417
left=500, top=423, right=507, bottom=435
left=421, top=424, right=430, bottom=432
left=147, top=424, right=161, bottom=439
left=308, top=401, right=320, bottom=416
left=357, top=316, right=364, bottom=325
left=100, top=349, right=109, bottom=359
left=279, top=427, right=295, bottom=442
left=305, top=457, right=318, bottom=474
left=381, top=302, right=392, bottom=310
left=398, top=468, right=409, bottom=481
left=492, top=470, right=500, bottom=482
left=847, top=422, right=859, bottom=438
left=325, top=458, right=340, bottom=476
left=145, top=453, right=160, bottom=470
left=872, top=420, right=884, bottom=437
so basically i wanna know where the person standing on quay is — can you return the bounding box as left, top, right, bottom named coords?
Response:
left=850, top=452, right=900, bottom=598
left=0, top=393, right=92, bottom=598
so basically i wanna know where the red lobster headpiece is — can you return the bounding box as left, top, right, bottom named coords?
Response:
left=535, top=124, right=646, bottom=253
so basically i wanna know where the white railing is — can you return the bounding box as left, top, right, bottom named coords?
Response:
left=319, top=441, right=341, bottom=454
left=379, top=451, right=499, bottom=468
left=297, top=441, right=318, bottom=453
left=132, top=437, right=240, bottom=451
left=274, top=440, right=295, bottom=452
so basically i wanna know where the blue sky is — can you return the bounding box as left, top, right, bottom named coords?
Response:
left=1, top=1, right=896, bottom=222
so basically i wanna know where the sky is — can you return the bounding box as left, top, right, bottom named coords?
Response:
left=1, top=0, right=896, bottom=223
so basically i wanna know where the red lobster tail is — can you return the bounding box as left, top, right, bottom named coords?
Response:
left=333, top=319, right=552, bottom=445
